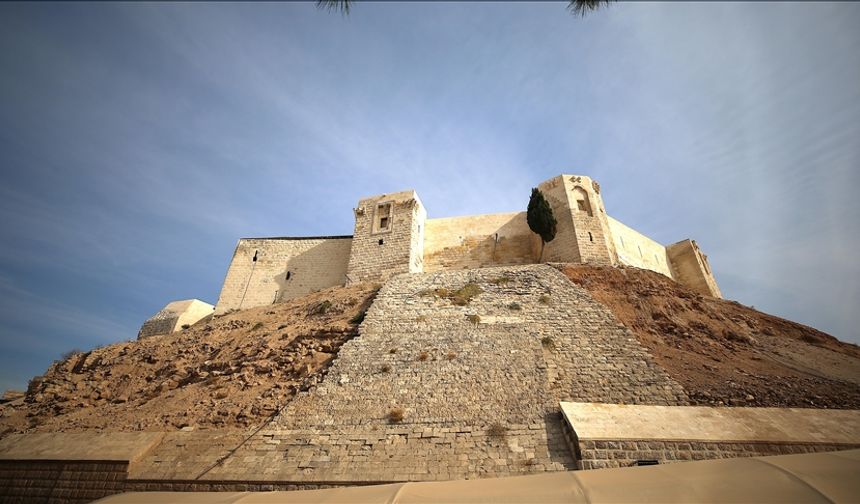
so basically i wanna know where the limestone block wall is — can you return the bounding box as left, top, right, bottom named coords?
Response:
left=564, top=176, right=618, bottom=266
left=536, top=176, right=582, bottom=263
left=190, top=264, right=687, bottom=483
left=138, top=299, right=214, bottom=339
left=0, top=460, right=128, bottom=504
left=577, top=440, right=859, bottom=469
left=561, top=402, right=860, bottom=469
left=607, top=217, right=674, bottom=278
left=423, top=212, right=539, bottom=272
left=214, top=237, right=352, bottom=314
left=535, top=175, right=617, bottom=266
left=346, top=190, right=426, bottom=284
left=0, top=431, right=164, bottom=504
left=666, top=239, right=722, bottom=298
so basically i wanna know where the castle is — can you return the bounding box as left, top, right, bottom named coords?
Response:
left=138, top=174, right=720, bottom=337
left=212, top=174, right=720, bottom=315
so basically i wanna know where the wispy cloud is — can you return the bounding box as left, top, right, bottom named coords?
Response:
left=1, top=2, right=858, bottom=390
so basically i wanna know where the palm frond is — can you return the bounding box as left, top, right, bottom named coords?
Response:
left=316, top=0, right=351, bottom=15
left=568, top=0, right=613, bottom=17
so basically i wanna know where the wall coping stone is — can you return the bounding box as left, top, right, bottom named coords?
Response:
left=561, top=402, right=860, bottom=444
left=0, top=432, right=166, bottom=462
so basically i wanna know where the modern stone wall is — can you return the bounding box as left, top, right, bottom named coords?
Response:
left=577, top=440, right=860, bottom=469
left=423, top=212, right=538, bottom=272
left=561, top=402, right=860, bottom=470
left=0, top=460, right=128, bottom=504
left=214, top=237, right=353, bottom=313
left=0, top=431, right=164, bottom=504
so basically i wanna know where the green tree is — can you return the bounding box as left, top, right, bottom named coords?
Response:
left=316, top=0, right=613, bottom=17
left=527, top=188, right=557, bottom=262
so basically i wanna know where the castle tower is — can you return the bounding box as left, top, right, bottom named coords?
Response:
left=536, top=174, right=618, bottom=266
left=346, top=190, right=427, bottom=284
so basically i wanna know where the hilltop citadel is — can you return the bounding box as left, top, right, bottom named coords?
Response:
left=4, top=174, right=860, bottom=503
left=141, top=174, right=720, bottom=335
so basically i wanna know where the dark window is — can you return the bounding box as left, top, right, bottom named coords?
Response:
left=376, top=202, right=392, bottom=232
left=588, top=232, right=593, bottom=242
left=286, top=271, right=291, bottom=280
left=378, top=238, right=384, bottom=245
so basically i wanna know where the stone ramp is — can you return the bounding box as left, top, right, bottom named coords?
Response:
left=163, top=264, right=687, bottom=483
left=277, top=264, right=687, bottom=430
left=7, top=265, right=691, bottom=491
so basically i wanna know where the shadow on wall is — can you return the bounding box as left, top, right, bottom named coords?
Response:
left=545, top=411, right=579, bottom=470
left=424, top=212, right=541, bottom=272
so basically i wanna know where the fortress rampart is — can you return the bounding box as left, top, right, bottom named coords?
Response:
left=213, top=174, right=720, bottom=314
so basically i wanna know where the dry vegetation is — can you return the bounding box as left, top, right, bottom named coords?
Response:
left=420, top=283, right=483, bottom=306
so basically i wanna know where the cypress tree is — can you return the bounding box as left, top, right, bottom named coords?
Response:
left=527, top=188, right=558, bottom=262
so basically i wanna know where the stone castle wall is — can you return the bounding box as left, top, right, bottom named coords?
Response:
left=667, top=239, right=721, bottom=298
left=607, top=216, right=675, bottom=278
left=423, top=212, right=539, bottom=272
left=210, top=174, right=722, bottom=315
left=215, top=237, right=352, bottom=314
left=345, top=190, right=426, bottom=285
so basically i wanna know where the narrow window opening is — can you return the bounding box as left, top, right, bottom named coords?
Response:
left=572, top=187, right=593, bottom=216
left=588, top=232, right=593, bottom=242
left=252, top=250, right=258, bottom=262
left=378, top=238, right=384, bottom=245
left=375, top=202, right=392, bottom=232
left=286, top=271, right=291, bottom=280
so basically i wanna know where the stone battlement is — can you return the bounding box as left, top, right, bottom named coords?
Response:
left=207, top=174, right=720, bottom=314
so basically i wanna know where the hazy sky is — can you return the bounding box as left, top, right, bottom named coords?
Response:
left=1, top=2, right=859, bottom=392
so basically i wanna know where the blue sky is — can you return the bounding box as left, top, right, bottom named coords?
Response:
left=1, top=2, right=859, bottom=392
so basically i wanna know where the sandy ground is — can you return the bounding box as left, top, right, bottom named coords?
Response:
left=562, top=264, right=860, bottom=409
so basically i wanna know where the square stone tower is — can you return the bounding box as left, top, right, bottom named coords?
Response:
left=536, top=174, right=618, bottom=265
left=346, top=190, right=427, bottom=284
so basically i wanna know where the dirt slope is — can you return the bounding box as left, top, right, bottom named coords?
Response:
left=3, top=264, right=858, bottom=440
left=0, top=283, right=379, bottom=437
left=561, top=264, right=860, bottom=409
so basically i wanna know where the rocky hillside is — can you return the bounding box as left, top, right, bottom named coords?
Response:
left=2, top=263, right=859, bottom=440
left=561, top=264, right=860, bottom=409
left=0, top=283, right=379, bottom=436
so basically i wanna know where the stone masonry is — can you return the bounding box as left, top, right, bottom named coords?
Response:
left=561, top=402, right=860, bottom=470
left=126, top=264, right=688, bottom=484
left=203, top=174, right=722, bottom=320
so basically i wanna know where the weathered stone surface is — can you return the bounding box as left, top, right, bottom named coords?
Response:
left=560, top=402, right=860, bottom=470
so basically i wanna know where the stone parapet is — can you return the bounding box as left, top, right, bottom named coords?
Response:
left=561, top=402, right=860, bottom=469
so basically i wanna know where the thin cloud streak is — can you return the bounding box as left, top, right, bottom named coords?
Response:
left=1, top=2, right=859, bottom=391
